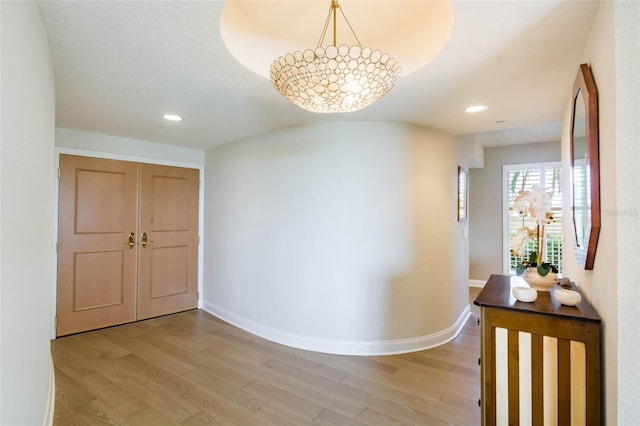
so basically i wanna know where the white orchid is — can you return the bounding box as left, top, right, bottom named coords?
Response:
left=509, top=226, right=535, bottom=257
left=513, top=185, right=553, bottom=225
left=511, top=185, right=557, bottom=276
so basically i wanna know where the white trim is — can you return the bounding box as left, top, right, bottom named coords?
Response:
left=55, top=146, right=203, bottom=169
left=43, top=356, right=55, bottom=426
left=203, top=301, right=471, bottom=356
left=51, top=147, right=206, bottom=338
left=502, top=164, right=510, bottom=275
left=469, top=279, right=487, bottom=288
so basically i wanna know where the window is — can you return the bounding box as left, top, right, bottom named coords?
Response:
left=503, top=162, right=562, bottom=275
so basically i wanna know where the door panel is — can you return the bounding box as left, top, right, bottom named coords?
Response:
left=75, top=168, right=130, bottom=233
left=149, top=175, right=191, bottom=230
left=73, top=250, right=125, bottom=310
left=57, top=155, right=138, bottom=336
left=137, top=164, right=199, bottom=320
left=149, top=246, right=188, bottom=298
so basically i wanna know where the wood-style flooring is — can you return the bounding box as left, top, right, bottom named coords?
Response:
left=52, top=290, right=482, bottom=425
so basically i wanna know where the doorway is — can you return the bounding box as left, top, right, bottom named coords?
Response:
left=56, top=155, right=200, bottom=336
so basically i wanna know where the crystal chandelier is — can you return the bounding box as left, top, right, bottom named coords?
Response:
left=270, top=0, right=401, bottom=114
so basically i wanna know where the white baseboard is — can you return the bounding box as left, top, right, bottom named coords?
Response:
left=43, top=355, right=55, bottom=426
left=469, top=279, right=487, bottom=288
left=202, top=301, right=471, bottom=356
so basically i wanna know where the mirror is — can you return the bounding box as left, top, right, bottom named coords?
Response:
left=573, top=91, right=588, bottom=249
left=570, top=63, right=600, bottom=270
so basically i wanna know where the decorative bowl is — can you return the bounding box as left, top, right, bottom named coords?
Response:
left=521, top=268, right=558, bottom=292
left=512, top=286, right=538, bottom=302
left=553, top=288, right=582, bottom=306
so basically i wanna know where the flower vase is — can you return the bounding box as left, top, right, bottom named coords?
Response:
left=522, top=268, right=558, bottom=292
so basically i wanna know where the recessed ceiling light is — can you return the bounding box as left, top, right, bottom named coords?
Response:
left=496, top=120, right=507, bottom=124
left=163, top=114, right=182, bottom=122
left=465, top=105, right=488, bottom=113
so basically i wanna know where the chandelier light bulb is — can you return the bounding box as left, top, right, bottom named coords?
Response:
left=270, top=0, right=401, bottom=113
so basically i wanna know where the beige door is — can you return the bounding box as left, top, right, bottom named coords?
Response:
left=57, top=155, right=139, bottom=336
left=137, top=164, right=199, bottom=320
left=57, top=155, right=199, bottom=336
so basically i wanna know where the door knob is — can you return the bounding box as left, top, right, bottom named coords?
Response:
left=141, top=232, right=152, bottom=248
left=127, top=232, right=136, bottom=249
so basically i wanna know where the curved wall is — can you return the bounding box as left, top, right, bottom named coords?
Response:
left=1, top=2, right=56, bottom=423
left=203, top=121, right=469, bottom=355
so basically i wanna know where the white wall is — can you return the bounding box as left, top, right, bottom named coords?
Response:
left=56, top=127, right=205, bottom=167
left=1, top=2, right=56, bottom=424
left=561, top=4, right=618, bottom=423
left=613, top=2, right=640, bottom=422
left=204, top=121, right=469, bottom=355
left=561, top=2, right=640, bottom=424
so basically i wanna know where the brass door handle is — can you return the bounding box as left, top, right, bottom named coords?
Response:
left=141, top=232, right=152, bottom=248
left=127, top=232, right=136, bottom=249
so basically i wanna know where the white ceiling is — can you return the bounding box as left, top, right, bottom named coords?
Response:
left=37, top=1, right=599, bottom=151
left=220, top=1, right=455, bottom=78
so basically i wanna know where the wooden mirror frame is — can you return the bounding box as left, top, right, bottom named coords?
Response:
left=570, top=63, right=600, bottom=270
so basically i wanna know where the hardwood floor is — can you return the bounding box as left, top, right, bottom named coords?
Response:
left=52, top=294, right=481, bottom=425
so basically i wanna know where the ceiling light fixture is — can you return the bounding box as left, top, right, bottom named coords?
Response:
left=270, top=0, right=401, bottom=114
left=465, top=105, right=488, bottom=113
left=163, top=114, right=182, bottom=122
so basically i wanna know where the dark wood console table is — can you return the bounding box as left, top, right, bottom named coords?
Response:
left=474, top=274, right=601, bottom=425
